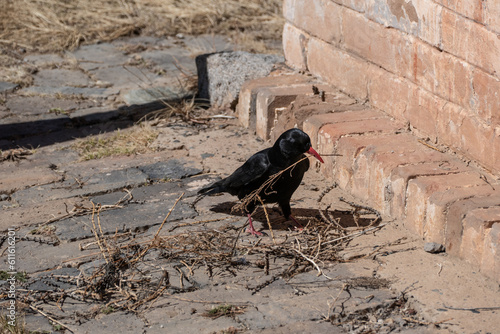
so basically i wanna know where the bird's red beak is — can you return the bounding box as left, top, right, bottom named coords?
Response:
left=307, top=147, right=324, bottom=163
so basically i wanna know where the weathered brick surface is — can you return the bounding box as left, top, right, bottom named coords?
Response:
left=342, top=8, right=413, bottom=78
left=434, top=0, right=483, bottom=22
left=269, top=90, right=359, bottom=142
left=366, top=0, right=442, bottom=46
left=307, top=37, right=370, bottom=99
left=368, top=66, right=413, bottom=122
left=255, top=84, right=342, bottom=140
left=282, top=23, right=309, bottom=71
left=447, top=194, right=500, bottom=257
left=481, top=218, right=500, bottom=281
left=405, top=172, right=493, bottom=242
left=441, top=8, right=500, bottom=77
left=471, top=69, right=500, bottom=125
left=283, top=0, right=342, bottom=44
left=318, top=114, right=405, bottom=181
left=413, top=39, right=473, bottom=108
left=389, top=161, right=470, bottom=219
left=236, top=73, right=313, bottom=129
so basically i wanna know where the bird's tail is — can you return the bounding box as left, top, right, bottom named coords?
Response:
left=197, top=183, right=224, bottom=196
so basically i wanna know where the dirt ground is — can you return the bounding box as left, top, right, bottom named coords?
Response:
left=2, top=118, right=499, bottom=333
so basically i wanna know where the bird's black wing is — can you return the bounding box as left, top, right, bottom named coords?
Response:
left=222, top=149, right=270, bottom=191
left=197, top=149, right=270, bottom=196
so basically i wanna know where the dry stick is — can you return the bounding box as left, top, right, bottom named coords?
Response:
left=292, top=248, right=332, bottom=280
left=90, top=202, right=109, bottom=264
left=41, top=189, right=132, bottom=227
left=256, top=194, right=275, bottom=243
left=168, top=217, right=227, bottom=232
left=320, top=223, right=387, bottom=247
left=130, top=193, right=185, bottom=264
left=154, top=193, right=184, bottom=239
left=96, top=204, right=113, bottom=258
left=326, top=283, right=349, bottom=320
left=29, top=305, right=75, bottom=333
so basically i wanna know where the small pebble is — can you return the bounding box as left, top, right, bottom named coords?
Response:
left=424, top=242, right=445, bottom=253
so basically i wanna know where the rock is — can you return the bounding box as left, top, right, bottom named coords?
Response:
left=424, top=242, right=445, bottom=253
left=196, top=51, right=284, bottom=108
left=0, top=81, right=18, bottom=93
left=32, top=69, right=92, bottom=87
left=139, top=159, right=203, bottom=181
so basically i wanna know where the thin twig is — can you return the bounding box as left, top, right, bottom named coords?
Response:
left=29, top=305, right=75, bottom=333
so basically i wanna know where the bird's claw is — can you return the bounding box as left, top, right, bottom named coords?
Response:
left=246, top=227, right=264, bottom=236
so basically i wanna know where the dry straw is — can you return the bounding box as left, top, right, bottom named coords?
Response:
left=0, top=0, right=284, bottom=53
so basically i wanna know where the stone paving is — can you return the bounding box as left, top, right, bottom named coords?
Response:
left=1, top=35, right=499, bottom=334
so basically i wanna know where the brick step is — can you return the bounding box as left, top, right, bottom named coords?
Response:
left=237, top=74, right=500, bottom=282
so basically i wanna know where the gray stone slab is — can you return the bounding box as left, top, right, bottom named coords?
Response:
left=90, top=66, right=157, bottom=88
left=0, top=81, right=18, bottom=93
left=54, top=200, right=197, bottom=241
left=21, top=85, right=108, bottom=99
left=139, top=48, right=195, bottom=73
left=196, top=51, right=284, bottom=108
left=139, top=159, right=203, bottom=181
left=70, top=43, right=129, bottom=71
left=74, top=312, right=145, bottom=334
left=12, top=168, right=148, bottom=205
left=182, top=34, right=233, bottom=53
left=33, top=69, right=92, bottom=87
left=24, top=53, right=65, bottom=66
left=122, top=86, right=189, bottom=105
left=27, top=267, right=80, bottom=291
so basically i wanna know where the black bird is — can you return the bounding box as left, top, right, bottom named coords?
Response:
left=198, top=128, right=324, bottom=236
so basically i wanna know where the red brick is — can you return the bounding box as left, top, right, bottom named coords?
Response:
left=283, top=0, right=342, bottom=44
left=282, top=23, right=309, bottom=71
left=342, top=7, right=413, bottom=78
left=436, top=101, right=467, bottom=149
left=360, top=141, right=470, bottom=215
left=303, top=109, right=379, bottom=150
left=484, top=0, right=500, bottom=34
left=407, top=88, right=447, bottom=142
left=471, top=69, right=500, bottom=125
left=447, top=194, right=500, bottom=256
left=368, top=66, right=413, bottom=122
left=389, top=160, right=471, bottom=219
left=365, top=0, right=442, bottom=46
left=346, top=134, right=421, bottom=209
left=319, top=115, right=405, bottom=182
left=236, top=73, right=313, bottom=129
left=330, top=0, right=367, bottom=12
left=254, top=84, right=344, bottom=140
left=413, top=39, right=473, bottom=108
left=434, top=0, right=484, bottom=22
left=481, top=219, right=500, bottom=281
left=307, top=37, right=370, bottom=99
left=457, top=116, right=497, bottom=172
left=405, top=172, right=493, bottom=242
left=441, top=8, right=500, bottom=76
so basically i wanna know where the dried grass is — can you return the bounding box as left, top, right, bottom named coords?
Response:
left=71, top=122, right=159, bottom=160
left=0, top=0, right=284, bottom=53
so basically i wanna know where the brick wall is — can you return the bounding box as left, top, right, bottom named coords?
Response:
left=283, top=0, right=500, bottom=175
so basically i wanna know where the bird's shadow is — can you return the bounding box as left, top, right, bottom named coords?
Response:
left=210, top=201, right=377, bottom=231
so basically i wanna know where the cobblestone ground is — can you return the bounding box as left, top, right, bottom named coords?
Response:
left=1, top=35, right=499, bottom=334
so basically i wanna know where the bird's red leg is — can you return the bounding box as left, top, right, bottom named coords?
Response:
left=289, top=214, right=304, bottom=231
left=246, top=214, right=263, bottom=236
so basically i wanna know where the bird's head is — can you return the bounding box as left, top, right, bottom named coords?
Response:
left=275, top=129, right=324, bottom=163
